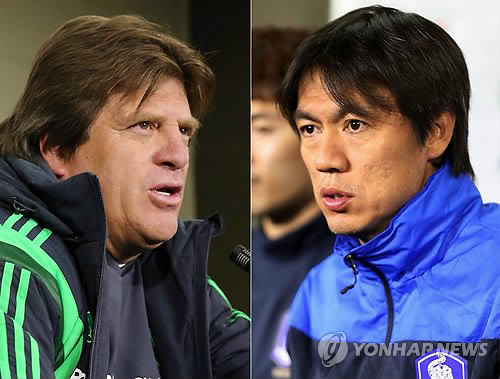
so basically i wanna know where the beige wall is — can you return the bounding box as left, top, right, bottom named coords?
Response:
left=252, top=0, right=329, bottom=27
left=0, top=0, right=197, bottom=218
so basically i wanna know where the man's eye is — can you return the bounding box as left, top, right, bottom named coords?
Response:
left=253, top=126, right=274, bottom=135
left=134, top=121, right=153, bottom=130
left=180, top=127, right=193, bottom=136
left=298, top=124, right=317, bottom=136
left=346, top=120, right=366, bottom=133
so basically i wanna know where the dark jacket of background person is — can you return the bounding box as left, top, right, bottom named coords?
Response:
left=252, top=25, right=327, bottom=379
left=0, top=156, right=250, bottom=379
left=252, top=215, right=334, bottom=379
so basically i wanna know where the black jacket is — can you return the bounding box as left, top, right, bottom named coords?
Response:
left=252, top=216, right=334, bottom=379
left=0, top=156, right=249, bottom=379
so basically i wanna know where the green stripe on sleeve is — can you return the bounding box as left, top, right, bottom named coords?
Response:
left=0, top=217, right=83, bottom=378
left=207, top=277, right=250, bottom=323
left=207, top=277, right=230, bottom=305
left=0, top=243, right=61, bottom=313
left=0, top=262, right=15, bottom=313
left=54, top=334, right=83, bottom=379
left=14, top=269, right=31, bottom=379
left=3, top=213, right=22, bottom=229
left=230, top=309, right=251, bottom=323
left=13, top=320, right=26, bottom=379
left=30, top=334, right=40, bottom=379
left=0, top=314, right=11, bottom=379
left=13, top=328, right=25, bottom=379
left=32, top=228, right=52, bottom=247
left=15, top=269, right=31, bottom=325
left=18, top=219, right=38, bottom=237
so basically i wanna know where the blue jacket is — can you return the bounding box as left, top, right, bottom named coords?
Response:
left=288, top=162, right=500, bottom=379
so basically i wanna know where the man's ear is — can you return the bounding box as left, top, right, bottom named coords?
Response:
left=39, top=135, right=68, bottom=179
left=426, top=111, right=455, bottom=161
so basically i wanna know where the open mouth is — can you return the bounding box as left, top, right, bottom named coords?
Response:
left=153, top=187, right=177, bottom=196
left=329, top=194, right=347, bottom=199
left=320, top=188, right=354, bottom=211
left=320, top=188, right=354, bottom=199
left=148, top=184, right=183, bottom=207
left=151, top=185, right=182, bottom=197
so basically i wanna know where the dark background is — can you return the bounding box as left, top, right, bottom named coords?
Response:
left=191, top=1, right=250, bottom=314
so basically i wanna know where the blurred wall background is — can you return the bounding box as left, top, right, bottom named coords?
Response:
left=191, top=2, right=250, bottom=314
left=252, top=0, right=329, bottom=28
left=253, top=0, right=500, bottom=204
left=0, top=0, right=250, bottom=312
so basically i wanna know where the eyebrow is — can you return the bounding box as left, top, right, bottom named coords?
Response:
left=294, top=102, right=378, bottom=124
left=251, top=111, right=280, bottom=121
left=294, top=109, right=322, bottom=123
left=180, top=117, right=201, bottom=131
left=124, top=107, right=200, bottom=130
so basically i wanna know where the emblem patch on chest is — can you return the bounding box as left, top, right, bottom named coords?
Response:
left=415, top=350, right=467, bottom=379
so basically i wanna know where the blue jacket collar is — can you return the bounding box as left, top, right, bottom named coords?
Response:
left=333, top=162, right=482, bottom=280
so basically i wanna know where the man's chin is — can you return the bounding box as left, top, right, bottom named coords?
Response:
left=327, top=217, right=387, bottom=243
left=141, top=223, right=179, bottom=248
left=325, top=215, right=364, bottom=237
left=142, top=240, right=165, bottom=251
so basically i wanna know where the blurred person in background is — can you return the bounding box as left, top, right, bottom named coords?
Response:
left=279, top=5, right=500, bottom=378
left=252, top=26, right=334, bottom=379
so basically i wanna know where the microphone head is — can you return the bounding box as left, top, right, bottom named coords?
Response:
left=230, top=244, right=250, bottom=273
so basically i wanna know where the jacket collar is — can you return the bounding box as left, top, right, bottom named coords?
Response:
left=253, top=213, right=330, bottom=257
left=0, top=155, right=106, bottom=241
left=333, top=161, right=482, bottom=281
left=0, top=156, right=223, bottom=246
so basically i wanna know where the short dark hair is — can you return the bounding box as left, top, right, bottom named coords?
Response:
left=0, top=15, right=214, bottom=162
left=278, top=5, right=474, bottom=178
left=252, top=27, right=311, bottom=102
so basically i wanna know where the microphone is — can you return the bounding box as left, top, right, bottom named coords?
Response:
left=230, top=244, right=250, bottom=273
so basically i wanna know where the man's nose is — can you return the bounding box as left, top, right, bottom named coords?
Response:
left=154, top=128, right=189, bottom=170
left=314, top=131, right=348, bottom=174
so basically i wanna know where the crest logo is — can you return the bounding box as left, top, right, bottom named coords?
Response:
left=416, top=350, right=467, bottom=379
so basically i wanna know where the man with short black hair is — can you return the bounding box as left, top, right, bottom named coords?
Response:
left=278, top=6, right=500, bottom=378
left=0, top=15, right=249, bottom=379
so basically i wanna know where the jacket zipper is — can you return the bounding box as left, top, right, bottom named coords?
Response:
left=192, top=222, right=214, bottom=378
left=87, top=186, right=108, bottom=379
left=342, top=253, right=394, bottom=344
left=87, top=249, right=106, bottom=379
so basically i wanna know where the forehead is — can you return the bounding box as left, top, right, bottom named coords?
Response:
left=252, top=100, right=281, bottom=119
left=121, top=78, right=189, bottom=112
left=297, top=70, right=399, bottom=120
left=97, top=77, right=197, bottom=126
